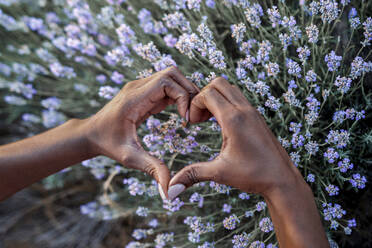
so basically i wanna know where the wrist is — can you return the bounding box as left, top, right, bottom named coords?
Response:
left=262, top=171, right=311, bottom=202
left=260, top=169, right=329, bottom=248
left=70, top=118, right=100, bottom=158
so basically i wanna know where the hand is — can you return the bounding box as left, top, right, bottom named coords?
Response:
left=85, top=66, right=199, bottom=199
left=168, top=77, right=304, bottom=199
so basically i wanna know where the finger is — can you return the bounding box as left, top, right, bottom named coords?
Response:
left=210, top=77, right=250, bottom=107
left=189, top=103, right=213, bottom=123
left=136, top=99, right=174, bottom=127
left=121, top=143, right=171, bottom=200
left=168, top=160, right=222, bottom=200
left=189, top=86, right=234, bottom=124
left=163, top=66, right=200, bottom=94
left=146, top=76, right=190, bottom=119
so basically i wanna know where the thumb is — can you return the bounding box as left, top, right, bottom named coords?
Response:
left=121, top=145, right=171, bottom=201
left=168, top=161, right=221, bottom=201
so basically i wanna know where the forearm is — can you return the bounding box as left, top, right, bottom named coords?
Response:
left=263, top=176, right=330, bottom=248
left=0, top=118, right=94, bottom=200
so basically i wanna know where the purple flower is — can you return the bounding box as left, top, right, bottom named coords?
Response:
left=325, top=51, right=342, bottom=72
left=305, top=70, right=317, bottom=82
left=334, top=76, right=352, bottom=93
left=349, top=173, right=367, bottom=189
left=297, top=46, right=311, bottom=63
left=337, top=158, right=353, bottom=173
left=41, top=97, right=61, bottom=109
left=306, top=24, right=319, bottom=43
left=231, top=23, right=246, bottom=43
left=244, top=3, right=263, bottom=28
left=324, top=148, right=339, bottom=163
left=322, top=203, right=346, bottom=221
left=223, top=214, right=240, bottom=230
left=111, top=71, right=124, bottom=84
left=116, top=24, right=136, bottom=44
left=205, top=0, right=215, bottom=8
left=267, top=6, right=281, bottom=27
left=163, top=34, right=177, bottom=47
left=362, top=17, right=372, bottom=46
left=222, top=203, right=232, bottom=213
left=259, top=217, right=273, bottom=233
left=326, top=184, right=339, bottom=196
left=326, top=129, right=350, bottom=148
left=307, top=174, right=315, bottom=183
left=286, top=58, right=302, bottom=77
left=25, top=17, right=44, bottom=32
left=153, top=55, right=176, bottom=72
left=99, top=86, right=120, bottom=99
left=96, top=74, right=107, bottom=84
left=256, top=201, right=266, bottom=211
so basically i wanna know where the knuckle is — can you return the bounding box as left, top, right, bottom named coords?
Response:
left=211, top=76, right=227, bottom=85
left=201, top=85, right=214, bottom=95
left=177, top=94, right=189, bottom=103
left=126, top=80, right=137, bottom=87
left=120, top=151, right=134, bottom=167
left=143, top=164, right=157, bottom=178
left=159, top=77, right=172, bottom=87
left=165, top=65, right=178, bottom=74
left=123, top=80, right=137, bottom=90
left=185, top=166, right=200, bottom=185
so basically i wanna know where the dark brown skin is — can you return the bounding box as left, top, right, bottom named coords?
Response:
left=0, top=66, right=199, bottom=200
left=169, top=77, right=330, bottom=248
left=0, top=67, right=329, bottom=247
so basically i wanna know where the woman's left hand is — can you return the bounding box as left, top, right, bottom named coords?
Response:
left=85, top=66, right=199, bottom=199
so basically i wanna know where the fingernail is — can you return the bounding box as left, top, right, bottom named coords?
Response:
left=168, top=184, right=185, bottom=201
left=186, top=109, right=189, bottom=123
left=158, top=184, right=167, bottom=201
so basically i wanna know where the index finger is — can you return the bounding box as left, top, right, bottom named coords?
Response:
left=190, top=86, right=234, bottom=124
left=163, top=66, right=200, bottom=94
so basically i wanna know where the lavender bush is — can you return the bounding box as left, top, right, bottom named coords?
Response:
left=0, top=0, right=371, bottom=247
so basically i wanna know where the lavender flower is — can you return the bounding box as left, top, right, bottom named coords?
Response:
left=232, top=232, right=250, bottom=248
left=297, top=46, right=311, bottom=63
left=306, top=24, right=319, bottom=43
left=334, top=76, right=352, bottom=93
left=279, top=33, right=292, bottom=50
left=305, top=70, right=317, bottom=82
left=223, top=214, right=240, bottom=230
left=286, top=59, right=302, bottom=77
left=307, top=174, right=315, bottom=183
left=259, top=217, right=274, bottom=233
left=231, top=23, right=246, bottom=44
left=324, top=148, right=339, bottom=163
left=267, top=6, right=281, bottom=27
left=326, top=129, right=350, bottom=148
left=325, top=51, right=342, bottom=71
left=337, top=158, right=353, bottom=173
left=319, top=0, right=340, bottom=23
left=245, top=3, right=263, bottom=28
left=362, top=17, right=372, bottom=46
left=111, top=71, right=124, bottom=84
left=326, top=184, right=339, bottom=196
left=349, top=174, right=367, bottom=189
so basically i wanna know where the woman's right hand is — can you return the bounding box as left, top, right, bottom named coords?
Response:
left=168, top=77, right=330, bottom=248
left=168, top=77, right=306, bottom=199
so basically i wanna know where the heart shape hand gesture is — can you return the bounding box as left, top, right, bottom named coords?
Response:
left=86, top=66, right=303, bottom=201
